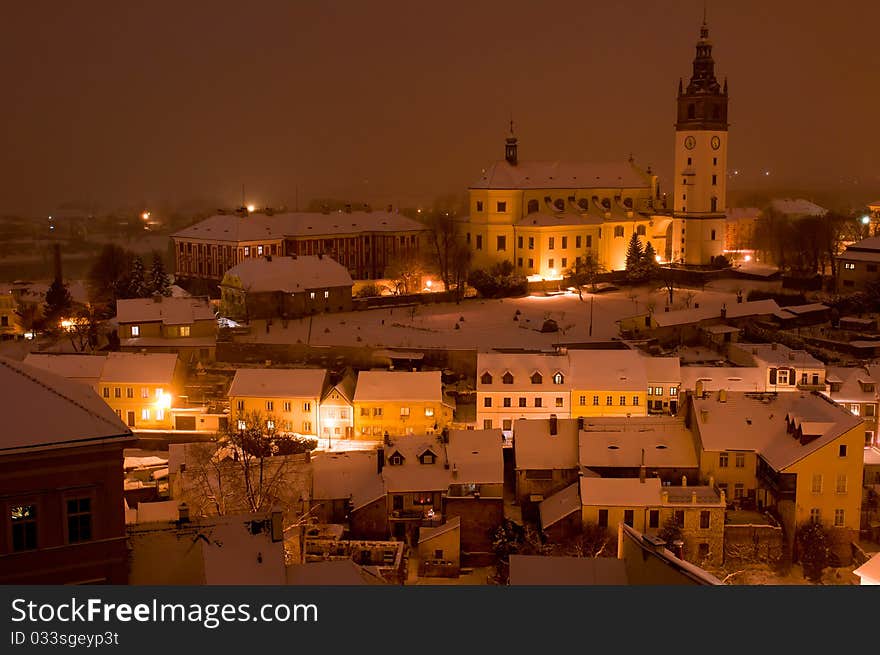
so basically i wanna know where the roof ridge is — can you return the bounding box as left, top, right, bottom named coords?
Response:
left=0, top=358, right=129, bottom=436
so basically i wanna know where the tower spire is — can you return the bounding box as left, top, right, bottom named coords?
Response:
left=505, top=118, right=518, bottom=166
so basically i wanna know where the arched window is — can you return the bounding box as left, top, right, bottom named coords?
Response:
left=480, top=372, right=493, bottom=385
left=601, top=198, right=612, bottom=210
left=527, top=199, right=539, bottom=214
left=531, top=372, right=543, bottom=385
left=623, top=197, right=633, bottom=209
left=636, top=225, right=646, bottom=236
left=553, top=372, right=564, bottom=385
left=553, top=198, right=565, bottom=211
left=577, top=198, right=589, bottom=211
left=614, top=226, right=625, bottom=238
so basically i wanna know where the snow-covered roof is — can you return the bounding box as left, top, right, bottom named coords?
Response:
left=732, top=343, right=824, bottom=368
left=692, top=391, right=862, bottom=470
left=471, top=160, right=651, bottom=191
left=579, top=476, right=662, bottom=506
left=0, top=357, right=131, bottom=453
left=509, top=554, right=628, bottom=585
left=477, top=351, right=570, bottom=390
left=679, top=366, right=767, bottom=393
left=223, top=255, right=353, bottom=293
left=779, top=303, right=829, bottom=316
left=354, top=370, right=442, bottom=403
left=311, top=450, right=385, bottom=510
left=23, top=353, right=106, bottom=383
left=381, top=437, right=452, bottom=492
left=823, top=366, right=875, bottom=403
left=837, top=249, right=880, bottom=263
left=854, top=552, right=880, bottom=585
left=417, top=516, right=461, bottom=544
left=513, top=418, right=579, bottom=470
left=568, top=350, right=647, bottom=391
left=769, top=198, right=827, bottom=217
left=642, top=356, right=680, bottom=383
left=173, top=210, right=426, bottom=243
left=116, top=296, right=215, bottom=326
left=651, top=299, right=781, bottom=328
left=100, top=352, right=180, bottom=384
left=228, top=367, right=327, bottom=399
left=446, top=429, right=504, bottom=485
left=578, top=418, right=697, bottom=469
left=539, top=482, right=580, bottom=529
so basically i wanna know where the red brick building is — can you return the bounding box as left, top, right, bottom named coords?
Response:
left=0, top=357, right=134, bottom=584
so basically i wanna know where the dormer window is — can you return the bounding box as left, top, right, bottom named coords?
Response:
left=419, top=449, right=437, bottom=465
left=502, top=372, right=514, bottom=385
left=531, top=372, right=543, bottom=385
left=481, top=372, right=493, bottom=385
left=388, top=451, right=405, bottom=466
left=553, top=372, right=564, bottom=385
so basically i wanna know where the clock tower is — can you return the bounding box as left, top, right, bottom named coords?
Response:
left=672, top=18, right=728, bottom=265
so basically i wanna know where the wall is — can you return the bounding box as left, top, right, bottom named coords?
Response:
left=230, top=393, right=320, bottom=436
left=724, top=523, right=783, bottom=564
left=354, top=399, right=452, bottom=439
left=350, top=497, right=389, bottom=541
left=570, top=389, right=648, bottom=418
left=443, top=496, right=504, bottom=566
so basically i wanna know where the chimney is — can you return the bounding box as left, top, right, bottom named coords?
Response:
left=709, top=475, right=715, bottom=488
left=344, top=203, right=352, bottom=213
left=771, top=342, right=778, bottom=350
left=720, top=304, right=727, bottom=319
left=661, top=490, right=669, bottom=504
left=719, top=389, right=727, bottom=403
left=177, top=502, right=190, bottom=523
left=617, top=522, right=624, bottom=560
left=549, top=415, right=558, bottom=436
left=639, top=448, right=646, bottom=483
left=376, top=448, right=385, bottom=474
left=682, top=475, right=687, bottom=487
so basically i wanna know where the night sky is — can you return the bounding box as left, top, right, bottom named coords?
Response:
left=1, top=0, right=877, bottom=216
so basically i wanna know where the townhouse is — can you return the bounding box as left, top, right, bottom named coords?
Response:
left=98, top=352, right=184, bottom=430
left=569, top=350, right=648, bottom=418
left=117, top=295, right=217, bottom=363
left=227, top=367, right=328, bottom=436
left=353, top=370, right=452, bottom=439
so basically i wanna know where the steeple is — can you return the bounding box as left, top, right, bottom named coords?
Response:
left=676, top=15, right=728, bottom=131
left=504, top=119, right=518, bottom=166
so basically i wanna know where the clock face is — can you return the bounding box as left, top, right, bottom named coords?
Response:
left=711, top=136, right=721, bottom=150
left=684, top=136, right=696, bottom=150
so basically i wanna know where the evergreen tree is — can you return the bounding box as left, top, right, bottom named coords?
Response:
left=625, top=234, right=645, bottom=283
left=88, top=243, right=134, bottom=307
left=642, top=242, right=660, bottom=281
left=43, top=278, right=72, bottom=327
left=149, top=252, right=172, bottom=297
left=122, top=256, right=148, bottom=299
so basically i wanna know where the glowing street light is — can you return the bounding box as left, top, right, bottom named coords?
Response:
left=246, top=204, right=256, bottom=213
left=156, top=392, right=172, bottom=411
left=744, top=254, right=752, bottom=262
left=654, top=255, right=662, bottom=263
left=141, top=211, right=151, bottom=221
left=861, top=216, right=871, bottom=226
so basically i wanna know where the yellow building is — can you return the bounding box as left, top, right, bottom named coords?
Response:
left=116, top=295, right=218, bottom=363
left=0, top=287, right=21, bottom=337
left=569, top=350, right=648, bottom=418
left=692, top=391, right=864, bottom=563
left=353, top=370, right=452, bottom=439
left=227, top=367, right=327, bottom=436
left=98, top=352, right=184, bottom=430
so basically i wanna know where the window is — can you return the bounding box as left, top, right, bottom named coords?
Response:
left=719, top=452, right=729, bottom=468
left=155, top=388, right=164, bottom=398
left=141, top=387, right=149, bottom=399
left=869, top=264, right=879, bottom=273
left=561, top=236, right=568, bottom=249
left=606, top=396, right=612, bottom=406
left=576, top=236, right=582, bottom=249
left=556, top=397, right=564, bottom=408
left=126, top=387, right=133, bottom=399
left=373, top=408, right=383, bottom=417
left=528, top=258, right=534, bottom=269
left=698, top=543, right=710, bottom=560
left=834, top=509, right=845, bottom=527
left=614, top=226, right=624, bottom=238
left=502, top=419, right=512, bottom=431
left=483, top=419, right=493, bottom=429
left=669, top=387, right=678, bottom=396
left=552, top=372, right=564, bottom=385
left=810, top=508, right=821, bottom=524
left=687, top=157, right=692, bottom=166
left=496, top=201, right=506, bottom=212
left=561, top=258, right=567, bottom=269
left=812, top=474, right=822, bottom=494
left=649, top=510, right=660, bottom=529
left=735, top=452, right=745, bottom=468
left=836, top=475, right=847, bottom=494
left=420, top=452, right=435, bottom=465
left=497, top=236, right=506, bottom=252
left=838, top=444, right=847, bottom=457
left=303, top=402, right=311, bottom=412
left=592, top=396, right=599, bottom=406
left=11, top=504, right=38, bottom=551
left=518, top=236, right=523, bottom=249
left=502, top=372, right=514, bottom=385
left=652, top=387, right=662, bottom=396
left=623, top=510, right=634, bottom=527
left=102, top=387, right=109, bottom=398
left=534, top=398, right=542, bottom=408
left=244, top=246, right=250, bottom=257
left=141, top=409, right=150, bottom=421
left=531, top=372, right=543, bottom=385
left=131, top=325, right=140, bottom=337
left=400, top=407, right=410, bottom=417
left=283, top=401, right=291, bottom=412
left=548, top=258, right=554, bottom=270
left=266, top=419, right=275, bottom=431
left=851, top=404, right=860, bottom=416
left=503, top=397, right=511, bottom=407
left=480, top=372, right=493, bottom=385
left=237, top=419, right=246, bottom=431
left=476, top=201, right=484, bottom=212
left=579, top=395, right=586, bottom=406
left=484, top=397, right=492, bottom=408
left=636, top=225, right=646, bottom=236
left=156, top=408, right=164, bottom=421
left=867, top=405, right=876, bottom=417
left=302, top=421, right=312, bottom=432
left=392, top=494, right=404, bottom=511
left=633, top=396, right=639, bottom=406
left=710, top=228, right=717, bottom=240
left=548, top=237, right=555, bottom=250
left=179, top=325, right=191, bottom=337
left=647, top=387, right=653, bottom=396
left=844, top=262, right=856, bottom=270
left=598, top=509, right=609, bottom=528
left=734, top=483, right=744, bottom=499
left=528, top=237, right=534, bottom=250
left=236, top=400, right=245, bottom=411
left=674, top=510, right=685, bottom=526
left=114, top=387, right=121, bottom=398
left=518, top=397, right=527, bottom=408
left=476, top=235, right=482, bottom=250
left=700, top=511, right=710, bottom=529
left=309, top=292, right=316, bottom=300
left=266, top=400, right=274, bottom=411
left=586, top=235, right=592, bottom=248
left=360, top=407, right=370, bottom=417
left=527, top=199, right=539, bottom=213
left=712, top=174, right=717, bottom=186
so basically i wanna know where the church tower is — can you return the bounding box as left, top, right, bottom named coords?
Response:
left=673, top=17, right=728, bottom=265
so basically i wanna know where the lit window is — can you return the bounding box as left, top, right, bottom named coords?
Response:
left=267, top=420, right=275, bottom=430
left=553, top=372, right=564, bottom=385
left=310, top=292, right=316, bottom=300
left=155, top=388, right=164, bottom=398
left=179, top=326, right=190, bottom=337
left=141, top=387, right=149, bottom=398
left=11, top=505, right=38, bottom=552
left=400, top=407, right=411, bottom=417
left=156, top=409, right=164, bottom=421
left=257, top=245, right=264, bottom=256
left=244, top=247, right=250, bottom=257
left=425, top=407, right=434, bottom=417
left=324, top=291, right=329, bottom=299
left=131, top=325, right=139, bottom=337
left=141, top=408, right=150, bottom=421
left=237, top=419, right=246, bottom=431
left=669, top=387, right=678, bottom=396
left=556, top=397, right=564, bottom=408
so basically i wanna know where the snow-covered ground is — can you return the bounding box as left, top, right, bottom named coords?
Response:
left=235, top=284, right=744, bottom=351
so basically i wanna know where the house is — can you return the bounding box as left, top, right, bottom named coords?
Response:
left=691, top=391, right=864, bottom=563
left=98, top=352, right=184, bottom=430
left=310, top=450, right=387, bottom=539
left=476, top=349, right=572, bottom=434
left=617, top=523, right=723, bottom=585
left=417, top=517, right=461, bottom=577
left=577, top=416, right=699, bottom=484
left=836, top=236, right=880, bottom=291
left=0, top=357, right=134, bottom=584
left=127, top=505, right=286, bottom=584
left=23, top=353, right=107, bottom=388
left=823, top=366, right=878, bottom=446
left=508, top=554, right=628, bottom=585
left=319, top=369, right=357, bottom=442
left=0, top=286, right=21, bottom=337
left=643, top=356, right=681, bottom=415
left=679, top=365, right=768, bottom=396
left=569, top=349, right=648, bottom=418
left=727, top=342, right=826, bottom=392
left=116, top=295, right=217, bottom=363
left=353, top=370, right=452, bottom=439
left=773, top=303, right=831, bottom=328
left=854, top=552, right=880, bottom=585
left=539, top=482, right=583, bottom=542
left=228, top=367, right=328, bottom=436
left=512, top=417, right=579, bottom=512
left=579, top=476, right=726, bottom=566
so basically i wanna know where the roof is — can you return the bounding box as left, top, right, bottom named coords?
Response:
left=173, top=210, right=426, bottom=243
left=514, top=418, right=580, bottom=470
left=726, top=207, right=761, bottom=220
left=580, top=476, right=662, bottom=507
left=100, top=352, right=180, bottom=384
left=508, top=555, right=628, bottom=585
left=651, top=300, right=781, bottom=328
left=285, top=560, right=382, bottom=585
left=354, top=370, right=442, bottom=403
left=418, top=516, right=461, bottom=544
left=642, top=356, right=680, bottom=382
left=779, top=303, right=829, bottom=316
left=322, top=369, right=357, bottom=404
left=837, top=249, right=880, bottom=263
left=568, top=350, right=647, bottom=390
left=116, top=296, right=215, bottom=326
left=539, top=483, right=581, bottom=529
left=228, top=367, right=327, bottom=399
left=471, top=160, right=651, bottom=190
left=477, top=351, right=570, bottom=390
left=223, top=255, right=353, bottom=293
left=732, top=343, right=824, bottom=368
left=22, top=353, right=106, bottom=383
left=680, top=366, right=767, bottom=393
left=619, top=523, right=723, bottom=585
left=445, top=429, right=504, bottom=485
left=864, top=447, right=880, bottom=466
left=381, top=437, right=453, bottom=492
left=854, top=552, right=880, bottom=584
left=311, top=450, right=385, bottom=510
left=578, top=418, right=698, bottom=469
left=769, top=198, right=827, bottom=216
left=692, top=391, right=862, bottom=470
left=0, top=357, right=132, bottom=453
left=823, top=366, right=876, bottom=403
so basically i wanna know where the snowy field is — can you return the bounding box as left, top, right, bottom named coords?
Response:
left=237, top=282, right=746, bottom=352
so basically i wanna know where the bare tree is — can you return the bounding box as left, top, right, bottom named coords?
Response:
left=385, top=251, right=426, bottom=295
